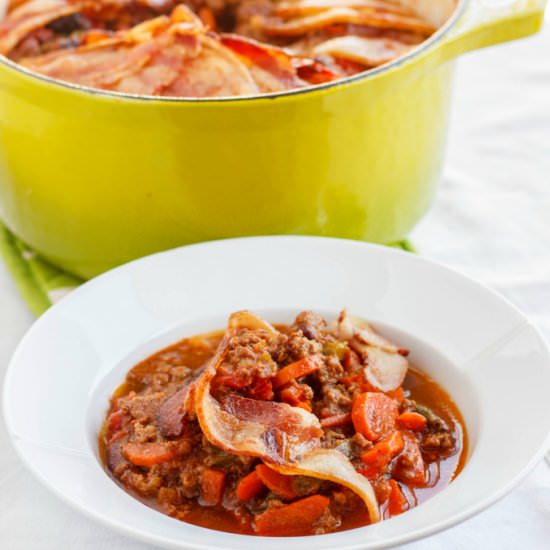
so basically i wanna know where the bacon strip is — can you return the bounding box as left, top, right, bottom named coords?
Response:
left=20, top=35, right=158, bottom=87
left=195, top=310, right=380, bottom=523
left=274, top=0, right=417, bottom=18
left=157, top=373, right=199, bottom=437
left=221, top=34, right=307, bottom=93
left=313, top=35, right=411, bottom=67
left=19, top=12, right=260, bottom=97
left=0, top=0, right=79, bottom=55
left=261, top=7, right=435, bottom=37
left=335, top=310, right=408, bottom=392
left=163, top=33, right=258, bottom=98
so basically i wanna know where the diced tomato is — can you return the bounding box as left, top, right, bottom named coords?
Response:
left=254, top=495, right=330, bottom=536
left=236, top=470, right=266, bottom=501
left=386, top=387, right=405, bottom=404
left=294, top=58, right=339, bottom=85
left=248, top=378, right=274, bottom=401
left=201, top=468, right=226, bottom=506
left=341, top=373, right=362, bottom=388
left=122, top=442, right=176, bottom=467
left=256, top=464, right=297, bottom=500
left=352, top=392, right=399, bottom=441
left=357, top=466, right=379, bottom=480
left=214, top=374, right=250, bottom=390
left=278, top=381, right=311, bottom=411
left=397, top=412, right=427, bottom=431
left=388, top=479, right=408, bottom=516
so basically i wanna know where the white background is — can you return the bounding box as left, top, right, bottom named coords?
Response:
left=1, top=14, right=550, bottom=550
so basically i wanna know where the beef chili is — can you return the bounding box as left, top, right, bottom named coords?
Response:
left=100, top=310, right=466, bottom=536
left=0, top=0, right=437, bottom=97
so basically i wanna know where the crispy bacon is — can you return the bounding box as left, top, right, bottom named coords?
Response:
left=312, top=35, right=411, bottom=68
left=0, top=0, right=181, bottom=56
left=195, top=310, right=380, bottom=523
left=19, top=12, right=261, bottom=97
left=157, top=375, right=198, bottom=437
left=221, top=34, right=307, bottom=93
left=162, top=33, right=259, bottom=97
left=274, top=0, right=417, bottom=18
left=0, top=0, right=436, bottom=96
left=260, top=7, right=435, bottom=38
left=20, top=33, right=158, bottom=87
left=335, top=310, right=408, bottom=392
left=0, top=0, right=80, bottom=55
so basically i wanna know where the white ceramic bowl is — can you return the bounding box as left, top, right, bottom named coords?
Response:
left=4, top=236, right=550, bottom=550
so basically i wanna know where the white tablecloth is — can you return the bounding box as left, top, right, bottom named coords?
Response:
left=1, top=17, right=550, bottom=550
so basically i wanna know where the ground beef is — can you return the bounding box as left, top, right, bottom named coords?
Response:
left=313, top=507, right=342, bottom=534
left=321, top=429, right=347, bottom=449
left=421, top=431, right=455, bottom=456
left=120, top=467, right=164, bottom=497
left=121, top=392, right=165, bottom=423
left=372, top=477, right=391, bottom=504
left=218, top=329, right=279, bottom=385
left=133, top=422, right=158, bottom=443
left=157, top=486, right=181, bottom=507
left=270, top=330, right=321, bottom=365
left=314, top=382, right=353, bottom=418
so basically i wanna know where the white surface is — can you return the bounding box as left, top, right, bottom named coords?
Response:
left=1, top=17, right=550, bottom=550
left=4, top=237, right=550, bottom=550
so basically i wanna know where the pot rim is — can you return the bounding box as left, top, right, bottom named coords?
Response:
left=0, top=0, right=466, bottom=103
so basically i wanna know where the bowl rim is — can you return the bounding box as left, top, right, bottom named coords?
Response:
left=0, top=0, right=466, bottom=104
left=3, top=235, right=550, bottom=550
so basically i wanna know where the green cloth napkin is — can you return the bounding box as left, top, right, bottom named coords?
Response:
left=0, top=221, right=416, bottom=317
left=0, top=223, right=83, bottom=316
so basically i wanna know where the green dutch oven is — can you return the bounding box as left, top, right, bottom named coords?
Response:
left=0, top=0, right=546, bottom=278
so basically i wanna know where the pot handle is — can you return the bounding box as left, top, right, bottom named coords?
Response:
left=440, top=0, right=547, bottom=61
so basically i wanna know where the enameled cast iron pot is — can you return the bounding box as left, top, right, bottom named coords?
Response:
left=0, top=0, right=546, bottom=278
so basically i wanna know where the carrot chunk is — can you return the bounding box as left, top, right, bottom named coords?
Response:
left=273, top=356, right=323, bottom=389
left=254, top=495, right=330, bottom=536
left=201, top=468, right=226, bottom=506
left=386, top=387, right=405, bottom=404
left=122, top=442, right=176, bottom=467
left=278, top=381, right=311, bottom=411
left=360, top=430, right=404, bottom=471
left=397, top=412, right=427, bottom=431
left=320, top=412, right=352, bottom=428
left=106, top=410, right=125, bottom=438
left=248, top=378, right=274, bottom=401
left=236, top=470, right=266, bottom=501
left=256, top=464, right=297, bottom=500
left=388, top=479, right=408, bottom=516
left=352, top=392, right=399, bottom=441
